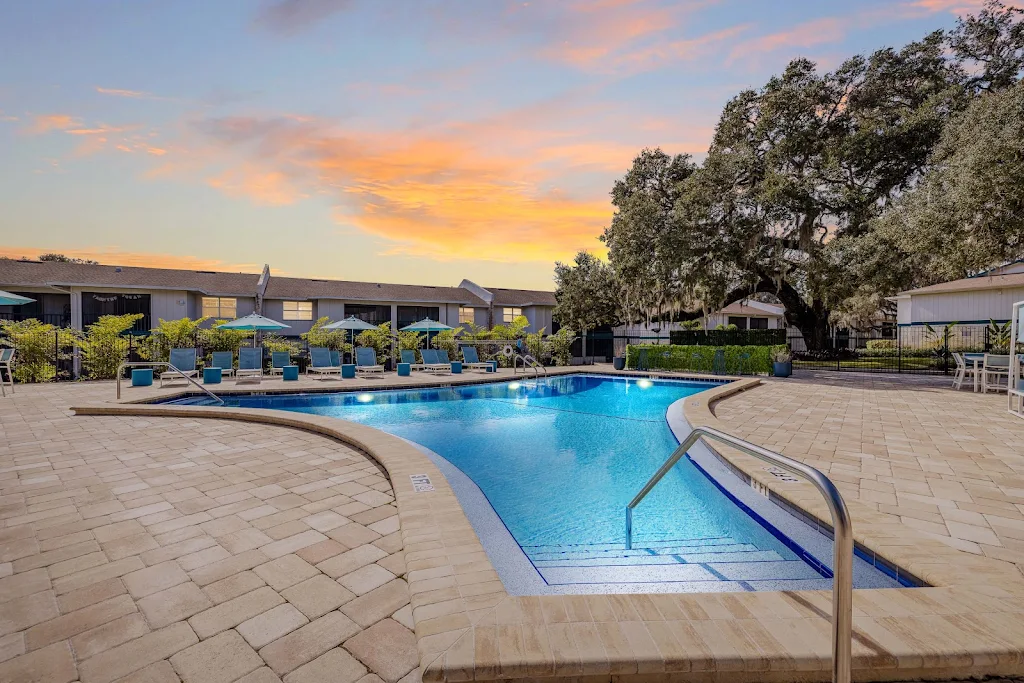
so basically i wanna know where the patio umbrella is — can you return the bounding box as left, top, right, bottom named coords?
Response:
left=322, top=316, right=379, bottom=356
left=217, top=314, right=290, bottom=346
left=0, top=290, right=35, bottom=306
left=400, top=318, right=453, bottom=349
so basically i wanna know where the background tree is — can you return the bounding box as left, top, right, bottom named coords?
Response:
left=553, top=251, right=618, bottom=362
left=38, top=253, right=99, bottom=265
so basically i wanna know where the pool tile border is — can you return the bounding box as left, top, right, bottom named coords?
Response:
left=72, top=372, right=1024, bottom=682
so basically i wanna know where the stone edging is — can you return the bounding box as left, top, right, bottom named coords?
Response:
left=71, top=376, right=1024, bottom=683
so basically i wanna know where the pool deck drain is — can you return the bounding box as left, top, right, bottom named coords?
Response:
left=54, top=368, right=1024, bottom=682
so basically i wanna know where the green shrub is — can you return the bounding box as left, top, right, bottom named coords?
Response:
left=79, top=314, right=145, bottom=379
left=548, top=328, right=575, bottom=366
left=356, top=322, right=395, bottom=363
left=865, top=339, right=896, bottom=350
left=0, top=319, right=76, bottom=382
left=142, top=317, right=209, bottom=362
left=625, top=344, right=788, bottom=375
left=430, top=327, right=463, bottom=357
left=201, top=321, right=253, bottom=364
left=261, top=334, right=300, bottom=356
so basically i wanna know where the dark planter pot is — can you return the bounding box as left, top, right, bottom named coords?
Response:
left=773, top=361, right=792, bottom=377
left=613, top=357, right=626, bottom=371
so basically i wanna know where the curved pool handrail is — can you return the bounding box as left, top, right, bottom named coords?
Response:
left=116, top=361, right=225, bottom=405
left=625, top=425, right=852, bottom=683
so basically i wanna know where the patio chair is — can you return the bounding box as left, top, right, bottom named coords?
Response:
left=982, top=354, right=1010, bottom=393
left=306, top=347, right=341, bottom=380
left=401, top=349, right=425, bottom=371
left=236, top=347, right=264, bottom=384
left=460, top=346, right=491, bottom=372
left=1010, top=357, right=1024, bottom=415
left=269, top=351, right=292, bottom=377
left=210, top=351, right=235, bottom=378
left=0, top=348, right=14, bottom=393
left=419, top=349, right=452, bottom=375
left=355, top=347, right=385, bottom=376
left=951, top=352, right=977, bottom=390
left=160, top=348, right=198, bottom=387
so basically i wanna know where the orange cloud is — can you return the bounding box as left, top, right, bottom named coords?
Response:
left=0, top=247, right=264, bottom=272
left=192, top=116, right=613, bottom=262
left=727, top=17, right=845, bottom=65
left=95, top=86, right=146, bottom=98
left=25, top=114, right=79, bottom=134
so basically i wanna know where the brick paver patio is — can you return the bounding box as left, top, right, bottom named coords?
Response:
left=0, top=381, right=418, bottom=683
left=714, top=371, right=1024, bottom=573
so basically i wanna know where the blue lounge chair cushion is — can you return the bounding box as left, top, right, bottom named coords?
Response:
left=169, top=348, right=197, bottom=372
left=211, top=351, right=233, bottom=371
left=356, top=347, right=378, bottom=367
left=238, top=347, right=262, bottom=370
left=330, top=349, right=341, bottom=367
left=271, top=351, right=291, bottom=369
left=462, top=346, right=481, bottom=363
left=309, top=347, right=336, bottom=368
left=401, top=349, right=418, bottom=364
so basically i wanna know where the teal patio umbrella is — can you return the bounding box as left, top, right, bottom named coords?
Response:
left=217, top=313, right=290, bottom=346
left=322, top=316, right=378, bottom=358
left=0, top=290, right=35, bottom=306
left=400, top=318, right=453, bottom=350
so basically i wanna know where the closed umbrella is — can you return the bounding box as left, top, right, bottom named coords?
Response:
left=217, top=314, right=290, bottom=347
left=0, top=291, right=35, bottom=306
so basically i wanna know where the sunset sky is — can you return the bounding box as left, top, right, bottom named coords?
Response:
left=0, top=0, right=985, bottom=289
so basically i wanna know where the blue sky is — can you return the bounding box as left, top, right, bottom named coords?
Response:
left=0, top=0, right=982, bottom=289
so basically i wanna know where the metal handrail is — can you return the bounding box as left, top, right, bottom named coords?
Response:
left=513, top=353, right=546, bottom=378
left=116, top=361, right=225, bottom=405
left=625, top=426, right=852, bottom=683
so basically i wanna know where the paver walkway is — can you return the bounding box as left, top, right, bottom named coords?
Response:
left=0, top=381, right=418, bottom=683
left=715, top=371, right=1024, bottom=572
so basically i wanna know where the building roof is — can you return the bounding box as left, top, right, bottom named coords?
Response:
left=719, top=301, right=785, bottom=316
left=485, top=287, right=557, bottom=307
left=899, top=273, right=1024, bottom=296
left=0, top=259, right=558, bottom=309
left=0, top=259, right=260, bottom=296
left=264, top=276, right=488, bottom=305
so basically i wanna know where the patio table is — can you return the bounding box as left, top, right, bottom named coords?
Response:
left=963, top=353, right=984, bottom=392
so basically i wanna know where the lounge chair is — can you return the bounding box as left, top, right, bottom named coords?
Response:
left=983, top=354, right=1010, bottom=393
left=400, top=349, right=425, bottom=371
left=236, top=347, right=264, bottom=384
left=270, top=351, right=292, bottom=377
left=210, top=351, right=236, bottom=378
left=355, top=347, right=385, bottom=376
left=420, top=349, right=451, bottom=375
left=0, top=348, right=14, bottom=393
left=330, top=349, right=341, bottom=367
left=307, top=347, right=341, bottom=380
left=160, top=348, right=198, bottom=387
left=460, top=346, right=491, bottom=372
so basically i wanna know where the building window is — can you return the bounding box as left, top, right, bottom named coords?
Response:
left=201, top=297, right=237, bottom=319
left=282, top=301, right=313, bottom=321
left=346, top=304, right=391, bottom=325
left=459, top=307, right=474, bottom=325
left=727, top=316, right=747, bottom=330
left=503, top=307, right=522, bottom=324
left=749, top=317, right=769, bottom=330
left=397, top=306, right=441, bottom=329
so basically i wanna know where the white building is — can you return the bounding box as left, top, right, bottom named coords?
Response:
left=895, top=268, right=1024, bottom=325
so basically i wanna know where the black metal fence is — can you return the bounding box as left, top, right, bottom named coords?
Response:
left=789, top=323, right=1001, bottom=375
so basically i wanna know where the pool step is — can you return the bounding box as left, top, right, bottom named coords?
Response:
left=538, top=559, right=823, bottom=585
left=523, top=536, right=741, bottom=554
left=527, top=542, right=759, bottom=562
left=533, top=550, right=786, bottom=567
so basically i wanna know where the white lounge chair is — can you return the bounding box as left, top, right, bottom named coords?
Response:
left=355, top=347, right=385, bottom=376
left=269, top=351, right=292, bottom=377
left=983, top=354, right=1010, bottom=393
left=210, top=351, right=236, bottom=378
left=0, top=347, right=14, bottom=394
left=460, top=346, right=491, bottom=372
left=236, top=347, right=264, bottom=384
left=400, top=349, right=425, bottom=371
left=160, top=348, right=199, bottom=387
left=306, top=347, right=341, bottom=380
left=420, top=349, right=452, bottom=375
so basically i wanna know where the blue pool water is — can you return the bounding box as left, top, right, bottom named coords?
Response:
left=172, top=374, right=905, bottom=591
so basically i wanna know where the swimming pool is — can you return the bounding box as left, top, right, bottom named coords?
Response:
left=170, top=374, right=902, bottom=593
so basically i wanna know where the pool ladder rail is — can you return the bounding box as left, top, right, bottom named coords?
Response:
left=116, top=361, right=225, bottom=405
left=513, top=352, right=547, bottom=379
left=626, top=426, right=852, bottom=683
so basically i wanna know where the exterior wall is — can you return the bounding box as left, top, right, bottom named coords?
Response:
left=262, top=298, right=319, bottom=336
left=897, top=287, right=1024, bottom=324
left=523, top=306, right=553, bottom=333
left=704, top=312, right=785, bottom=329
left=150, top=290, right=190, bottom=323
left=474, top=307, right=490, bottom=329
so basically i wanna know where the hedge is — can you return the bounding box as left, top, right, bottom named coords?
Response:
left=625, top=344, right=788, bottom=375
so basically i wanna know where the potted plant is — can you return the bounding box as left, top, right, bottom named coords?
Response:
left=772, top=350, right=793, bottom=377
